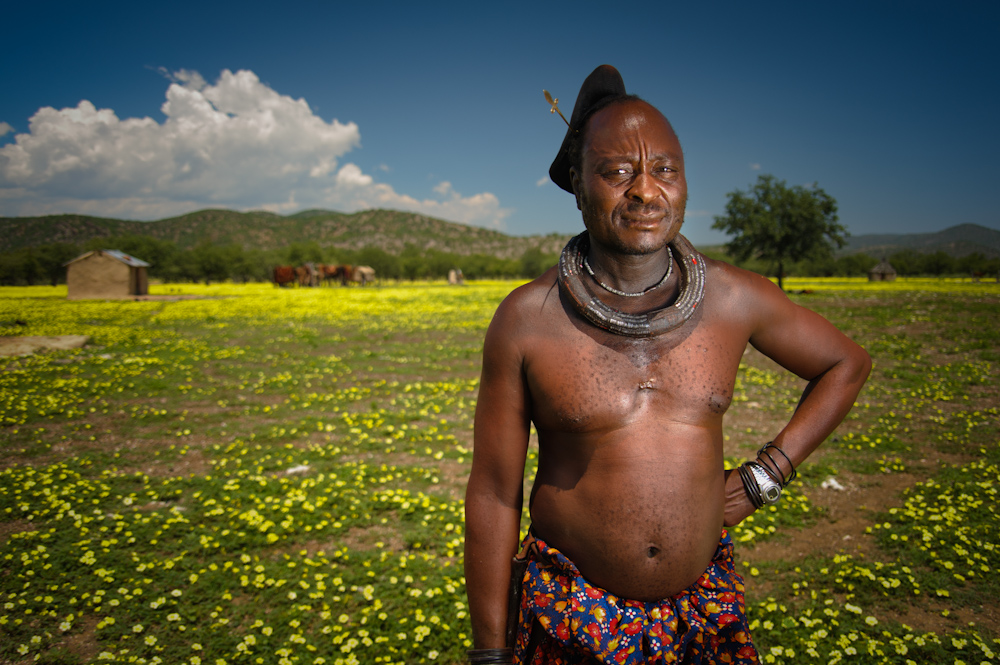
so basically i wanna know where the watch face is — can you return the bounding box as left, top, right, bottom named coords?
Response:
left=763, top=485, right=781, bottom=502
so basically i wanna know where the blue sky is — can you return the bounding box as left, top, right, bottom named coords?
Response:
left=1, top=1, right=996, bottom=246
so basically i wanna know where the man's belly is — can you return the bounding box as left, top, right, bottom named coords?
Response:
left=528, top=426, right=725, bottom=601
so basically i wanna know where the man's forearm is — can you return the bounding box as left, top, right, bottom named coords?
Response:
left=726, top=350, right=869, bottom=527
left=464, top=492, right=523, bottom=649
left=773, top=351, right=871, bottom=467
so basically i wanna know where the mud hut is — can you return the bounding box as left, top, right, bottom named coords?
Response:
left=868, top=259, right=897, bottom=282
left=66, top=250, right=150, bottom=300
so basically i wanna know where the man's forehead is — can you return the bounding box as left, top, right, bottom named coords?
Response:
left=585, top=100, right=680, bottom=152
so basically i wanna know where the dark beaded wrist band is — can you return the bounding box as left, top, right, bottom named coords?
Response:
left=757, top=441, right=796, bottom=486
left=738, top=461, right=767, bottom=509
left=468, top=647, right=514, bottom=664
left=739, top=441, right=798, bottom=510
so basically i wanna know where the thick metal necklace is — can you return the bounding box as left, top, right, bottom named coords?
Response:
left=582, top=247, right=673, bottom=297
left=558, top=231, right=706, bottom=338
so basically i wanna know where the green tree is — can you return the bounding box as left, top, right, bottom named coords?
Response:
left=192, top=242, right=229, bottom=284
left=519, top=247, right=558, bottom=279
left=399, top=245, right=427, bottom=281
left=835, top=253, right=878, bottom=277
left=355, top=246, right=401, bottom=280
left=18, top=248, right=43, bottom=286
left=888, top=249, right=922, bottom=276
left=712, top=174, right=846, bottom=290
left=958, top=252, right=1000, bottom=277
left=37, top=243, right=81, bottom=285
left=920, top=251, right=956, bottom=276
left=286, top=241, right=323, bottom=265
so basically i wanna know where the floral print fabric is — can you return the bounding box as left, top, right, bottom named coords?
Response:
left=513, top=530, right=759, bottom=664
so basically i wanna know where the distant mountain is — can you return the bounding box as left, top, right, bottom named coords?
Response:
left=840, top=223, right=1000, bottom=259
left=0, top=208, right=573, bottom=259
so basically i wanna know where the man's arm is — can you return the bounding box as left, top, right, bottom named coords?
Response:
left=724, top=272, right=872, bottom=526
left=465, top=296, right=532, bottom=649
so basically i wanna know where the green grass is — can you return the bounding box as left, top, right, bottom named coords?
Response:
left=1, top=280, right=998, bottom=665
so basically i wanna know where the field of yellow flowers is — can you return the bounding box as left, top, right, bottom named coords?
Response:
left=1, top=277, right=998, bottom=665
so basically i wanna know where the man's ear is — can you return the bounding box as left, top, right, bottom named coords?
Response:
left=569, top=168, right=582, bottom=211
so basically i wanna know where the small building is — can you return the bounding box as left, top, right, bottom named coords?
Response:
left=65, top=250, right=150, bottom=300
left=868, top=259, right=897, bottom=282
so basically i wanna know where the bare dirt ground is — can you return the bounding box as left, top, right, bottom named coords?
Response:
left=741, top=467, right=1000, bottom=635
left=0, top=335, right=89, bottom=356
left=732, top=415, right=1000, bottom=637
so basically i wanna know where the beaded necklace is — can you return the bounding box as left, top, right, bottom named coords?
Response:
left=557, top=231, right=706, bottom=337
left=582, top=246, right=673, bottom=297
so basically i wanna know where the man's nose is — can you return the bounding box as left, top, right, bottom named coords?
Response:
left=626, top=172, right=660, bottom=203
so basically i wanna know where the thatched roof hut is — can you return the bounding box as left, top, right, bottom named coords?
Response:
left=868, top=259, right=897, bottom=282
left=66, top=250, right=150, bottom=300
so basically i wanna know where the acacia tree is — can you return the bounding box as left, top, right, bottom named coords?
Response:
left=712, top=174, right=846, bottom=290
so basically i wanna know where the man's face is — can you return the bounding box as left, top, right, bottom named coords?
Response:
left=570, top=100, right=687, bottom=256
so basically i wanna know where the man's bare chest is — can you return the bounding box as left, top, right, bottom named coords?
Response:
left=524, top=323, right=745, bottom=434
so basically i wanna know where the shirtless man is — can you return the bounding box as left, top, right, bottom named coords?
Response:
left=464, top=65, right=871, bottom=664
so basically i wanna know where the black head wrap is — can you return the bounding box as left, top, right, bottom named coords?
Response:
left=548, top=65, right=628, bottom=193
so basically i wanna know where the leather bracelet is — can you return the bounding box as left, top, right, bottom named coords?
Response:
left=756, top=448, right=786, bottom=484
left=468, top=647, right=514, bottom=664
left=738, top=462, right=764, bottom=509
left=758, top=441, right=796, bottom=485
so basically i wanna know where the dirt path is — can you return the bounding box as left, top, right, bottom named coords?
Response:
left=0, top=335, right=89, bottom=356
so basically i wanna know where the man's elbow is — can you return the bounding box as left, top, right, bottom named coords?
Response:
left=856, top=345, right=873, bottom=380
left=843, top=344, right=872, bottom=388
left=465, top=470, right=523, bottom=513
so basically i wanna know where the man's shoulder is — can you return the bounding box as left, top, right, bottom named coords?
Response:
left=489, top=266, right=560, bottom=329
left=698, top=255, right=790, bottom=326
left=482, top=267, right=562, bottom=360
left=498, top=266, right=559, bottom=313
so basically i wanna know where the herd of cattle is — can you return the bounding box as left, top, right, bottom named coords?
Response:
left=272, top=263, right=376, bottom=287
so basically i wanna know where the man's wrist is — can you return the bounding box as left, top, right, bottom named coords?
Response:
left=738, top=460, right=782, bottom=509
left=468, top=647, right=514, bottom=664
left=756, top=441, right=797, bottom=486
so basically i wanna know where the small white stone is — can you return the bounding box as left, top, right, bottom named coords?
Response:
left=821, top=477, right=846, bottom=491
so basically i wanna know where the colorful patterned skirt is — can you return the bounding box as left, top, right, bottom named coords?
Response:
left=513, top=530, right=759, bottom=664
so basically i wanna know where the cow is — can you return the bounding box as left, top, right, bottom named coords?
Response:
left=273, top=266, right=296, bottom=287
left=296, top=263, right=320, bottom=287
left=320, top=264, right=350, bottom=286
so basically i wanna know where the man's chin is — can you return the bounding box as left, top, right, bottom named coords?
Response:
left=614, top=227, right=681, bottom=255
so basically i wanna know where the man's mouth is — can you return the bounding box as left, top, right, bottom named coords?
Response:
left=623, top=203, right=668, bottom=216
left=620, top=207, right=668, bottom=225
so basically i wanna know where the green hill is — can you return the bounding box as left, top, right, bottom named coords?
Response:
left=0, top=208, right=572, bottom=259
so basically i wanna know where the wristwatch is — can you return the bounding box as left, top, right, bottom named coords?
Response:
left=749, top=464, right=782, bottom=505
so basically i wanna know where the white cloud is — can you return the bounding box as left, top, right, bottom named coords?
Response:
left=0, top=122, right=12, bottom=137
left=0, top=69, right=510, bottom=229
left=750, top=163, right=761, bottom=170
left=536, top=176, right=549, bottom=187
left=158, top=67, right=207, bottom=91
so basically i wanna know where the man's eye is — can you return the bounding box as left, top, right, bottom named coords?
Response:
left=603, top=168, right=631, bottom=178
